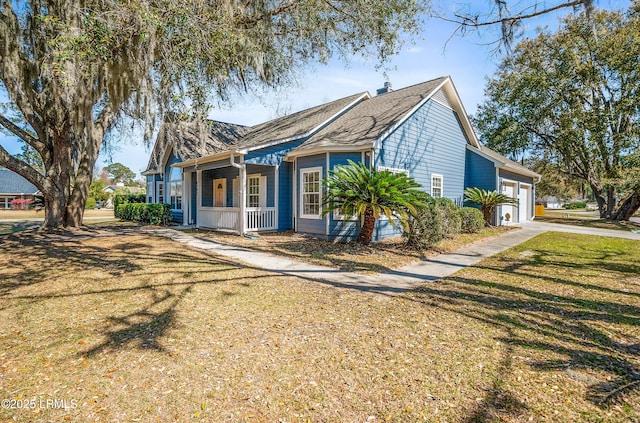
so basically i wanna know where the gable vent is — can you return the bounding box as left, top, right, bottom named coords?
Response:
left=431, top=88, right=453, bottom=109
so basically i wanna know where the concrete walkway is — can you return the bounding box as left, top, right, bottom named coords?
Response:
left=142, top=221, right=640, bottom=294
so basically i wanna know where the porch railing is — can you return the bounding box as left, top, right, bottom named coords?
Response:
left=246, top=207, right=277, bottom=231
left=198, top=207, right=240, bottom=231
left=198, top=207, right=276, bottom=232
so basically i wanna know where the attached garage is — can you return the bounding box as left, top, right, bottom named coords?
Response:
left=465, top=145, right=541, bottom=226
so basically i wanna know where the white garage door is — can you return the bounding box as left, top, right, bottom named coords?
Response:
left=518, top=185, right=530, bottom=222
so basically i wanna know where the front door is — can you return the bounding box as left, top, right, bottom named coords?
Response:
left=214, top=178, right=226, bottom=207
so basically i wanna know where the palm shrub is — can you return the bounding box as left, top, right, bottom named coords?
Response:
left=322, top=160, right=427, bottom=244
left=463, top=187, right=518, bottom=226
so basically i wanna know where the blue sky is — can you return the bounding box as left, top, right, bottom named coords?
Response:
left=0, top=0, right=631, bottom=178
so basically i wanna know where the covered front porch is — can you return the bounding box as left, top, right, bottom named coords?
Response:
left=182, top=157, right=280, bottom=233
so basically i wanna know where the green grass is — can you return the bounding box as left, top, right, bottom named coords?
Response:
left=537, top=214, right=640, bottom=232
left=0, top=229, right=638, bottom=422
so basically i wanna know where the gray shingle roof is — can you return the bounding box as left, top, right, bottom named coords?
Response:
left=295, top=77, right=448, bottom=151
left=0, top=168, right=38, bottom=194
left=145, top=120, right=248, bottom=174
left=233, top=92, right=367, bottom=151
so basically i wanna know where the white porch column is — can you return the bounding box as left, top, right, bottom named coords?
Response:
left=196, top=169, right=203, bottom=228
left=183, top=172, right=190, bottom=226
left=230, top=154, right=246, bottom=235
left=274, top=165, right=279, bottom=231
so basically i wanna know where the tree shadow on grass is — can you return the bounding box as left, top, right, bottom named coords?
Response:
left=464, top=328, right=530, bottom=422
left=0, top=232, right=145, bottom=296
left=82, top=286, right=192, bottom=356
left=407, top=240, right=640, bottom=419
left=0, top=228, right=264, bottom=357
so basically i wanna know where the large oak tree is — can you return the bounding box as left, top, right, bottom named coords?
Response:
left=0, top=0, right=427, bottom=228
left=474, top=5, right=640, bottom=220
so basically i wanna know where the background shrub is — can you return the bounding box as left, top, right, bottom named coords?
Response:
left=85, top=198, right=97, bottom=210
left=459, top=207, right=485, bottom=233
left=405, top=198, right=461, bottom=249
left=563, top=201, right=587, bottom=210
left=114, top=193, right=147, bottom=218
left=117, top=203, right=171, bottom=225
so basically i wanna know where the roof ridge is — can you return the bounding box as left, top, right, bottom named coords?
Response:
left=247, top=91, right=369, bottom=129
left=375, top=76, right=448, bottom=96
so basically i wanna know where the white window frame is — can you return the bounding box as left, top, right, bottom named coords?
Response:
left=300, top=166, right=323, bottom=219
left=247, top=174, right=261, bottom=208
left=156, top=181, right=164, bottom=204
left=377, top=165, right=409, bottom=176
left=333, top=208, right=359, bottom=221
left=377, top=166, right=409, bottom=220
left=169, top=167, right=182, bottom=211
left=431, top=174, right=443, bottom=198
left=246, top=174, right=267, bottom=208
left=332, top=165, right=360, bottom=221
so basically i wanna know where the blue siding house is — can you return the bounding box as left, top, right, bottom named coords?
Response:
left=143, top=77, right=540, bottom=240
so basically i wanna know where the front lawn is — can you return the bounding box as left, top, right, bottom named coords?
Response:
left=0, top=229, right=638, bottom=422
left=536, top=214, right=640, bottom=232
left=188, top=226, right=514, bottom=273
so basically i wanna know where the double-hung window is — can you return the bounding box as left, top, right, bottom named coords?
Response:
left=169, top=167, right=182, bottom=210
left=431, top=174, right=443, bottom=198
left=300, top=167, right=322, bottom=218
left=157, top=182, right=164, bottom=204
left=247, top=175, right=261, bottom=208
left=377, top=166, right=409, bottom=220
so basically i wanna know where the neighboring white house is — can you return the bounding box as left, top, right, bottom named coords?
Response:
left=0, top=168, right=39, bottom=209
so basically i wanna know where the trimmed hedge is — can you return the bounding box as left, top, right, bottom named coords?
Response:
left=114, top=193, right=146, bottom=218
left=563, top=201, right=587, bottom=210
left=459, top=207, right=485, bottom=233
left=117, top=203, right=171, bottom=225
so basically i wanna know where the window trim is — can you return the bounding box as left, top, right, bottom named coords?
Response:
left=378, top=166, right=409, bottom=220
left=246, top=173, right=267, bottom=209
left=377, top=165, right=409, bottom=176
left=156, top=181, right=164, bottom=204
left=431, top=173, right=443, bottom=198
left=169, top=167, right=182, bottom=211
left=300, top=166, right=323, bottom=219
